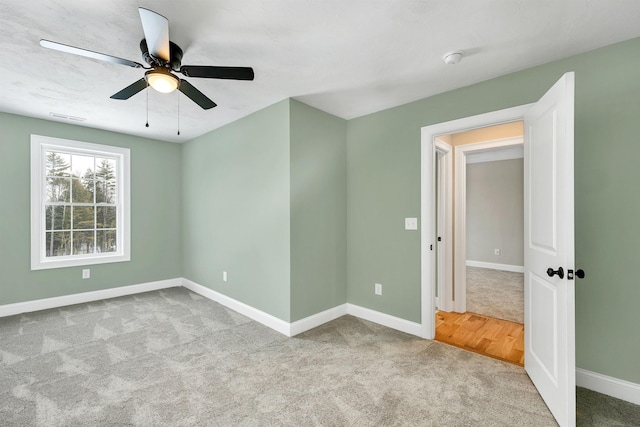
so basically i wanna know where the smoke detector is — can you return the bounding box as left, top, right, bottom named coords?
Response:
left=442, top=51, right=464, bottom=65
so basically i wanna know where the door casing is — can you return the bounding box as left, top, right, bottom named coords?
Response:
left=420, top=104, right=532, bottom=339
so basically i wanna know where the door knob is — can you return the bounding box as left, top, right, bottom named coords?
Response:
left=546, top=267, right=564, bottom=279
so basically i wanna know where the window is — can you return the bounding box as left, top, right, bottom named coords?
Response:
left=30, top=135, right=130, bottom=270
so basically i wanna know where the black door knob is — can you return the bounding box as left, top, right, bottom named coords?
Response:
left=575, top=269, right=585, bottom=279
left=547, top=267, right=564, bottom=279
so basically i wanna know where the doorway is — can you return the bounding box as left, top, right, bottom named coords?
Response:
left=433, top=124, right=525, bottom=365
left=419, top=103, right=532, bottom=340
left=420, top=73, right=577, bottom=427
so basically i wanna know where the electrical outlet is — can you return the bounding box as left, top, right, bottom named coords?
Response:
left=375, top=283, right=382, bottom=295
left=494, top=248, right=501, bottom=256
left=223, top=271, right=228, bottom=282
left=82, top=269, right=90, bottom=279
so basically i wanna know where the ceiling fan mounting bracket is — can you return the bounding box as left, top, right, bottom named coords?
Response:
left=140, top=39, right=183, bottom=71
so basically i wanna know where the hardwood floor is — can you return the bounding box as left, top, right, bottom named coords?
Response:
left=435, top=311, right=525, bottom=366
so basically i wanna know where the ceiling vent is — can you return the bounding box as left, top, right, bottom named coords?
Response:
left=49, top=112, right=87, bottom=122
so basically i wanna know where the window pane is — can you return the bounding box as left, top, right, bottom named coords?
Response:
left=73, top=231, right=95, bottom=254
left=96, top=206, right=116, bottom=229
left=73, top=206, right=95, bottom=229
left=46, top=232, right=71, bottom=257
left=45, top=205, right=71, bottom=230
left=45, top=152, right=70, bottom=177
left=71, top=178, right=94, bottom=203
left=96, top=230, right=117, bottom=253
left=96, top=180, right=117, bottom=204
left=46, top=177, right=70, bottom=202
left=83, top=178, right=96, bottom=202
left=71, top=154, right=94, bottom=178
left=96, top=158, right=116, bottom=181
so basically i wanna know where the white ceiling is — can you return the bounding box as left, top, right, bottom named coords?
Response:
left=1, top=0, right=639, bottom=143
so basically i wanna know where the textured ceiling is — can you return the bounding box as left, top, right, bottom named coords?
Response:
left=1, top=0, right=639, bottom=143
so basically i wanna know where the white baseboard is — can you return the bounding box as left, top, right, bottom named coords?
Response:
left=466, top=260, right=524, bottom=273
left=181, top=278, right=292, bottom=336
left=576, top=368, right=640, bottom=406
left=181, top=279, right=422, bottom=339
left=1, top=277, right=424, bottom=341
left=346, top=303, right=422, bottom=337
left=290, top=304, right=348, bottom=336
left=0, top=278, right=181, bottom=318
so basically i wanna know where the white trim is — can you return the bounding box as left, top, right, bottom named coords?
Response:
left=0, top=278, right=180, bottom=317
left=1, top=277, right=423, bottom=340
left=420, top=127, right=437, bottom=338
left=466, top=260, right=524, bottom=273
left=465, top=145, right=524, bottom=164
left=576, top=368, right=640, bottom=406
left=421, top=105, right=532, bottom=338
left=181, top=278, right=292, bottom=336
left=435, top=139, right=453, bottom=312
left=346, top=303, right=422, bottom=337
left=30, top=135, right=131, bottom=270
left=290, top=304, right=348, bottom=336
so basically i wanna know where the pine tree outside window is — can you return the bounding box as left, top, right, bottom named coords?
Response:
left=31, top=135, right=130, bottom=270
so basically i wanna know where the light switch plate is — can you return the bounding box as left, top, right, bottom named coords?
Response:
left=405, top=217, right=418, bottom=230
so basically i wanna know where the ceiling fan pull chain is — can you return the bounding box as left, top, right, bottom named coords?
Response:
left=145, top=88, right=149, bottom=128
left=177, top=91, right=180, bottom=136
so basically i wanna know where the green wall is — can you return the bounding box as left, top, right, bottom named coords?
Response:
left=290, top=100, right=347, bottom=321
left=181, top=100, right=292, bottom=321
left=0, top=113, right=182, bottom=304
left=181, top=99, right=347, bottom=323
left=346, top=37, right=640, bottom=383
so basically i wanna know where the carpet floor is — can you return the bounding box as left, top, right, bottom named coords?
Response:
left=466, top=266, right=524, bottom=324
left=1, top=287, right=638, bottom=426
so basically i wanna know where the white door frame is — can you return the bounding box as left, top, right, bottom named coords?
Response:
left=420, top=104, right=532, bottom=339
left=435, top=139, right=453, bottom=312
left=452, top=136, right=524, bottom=313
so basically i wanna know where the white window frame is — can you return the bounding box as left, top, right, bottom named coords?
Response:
left=30, top=135, right=130, bottom=270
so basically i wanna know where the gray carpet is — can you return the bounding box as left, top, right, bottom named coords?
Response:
left=466, top=266, right=524, bottom=323
left=0, top=288, right=637, bottom=426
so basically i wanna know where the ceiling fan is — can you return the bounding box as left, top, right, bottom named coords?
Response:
left=40, top=7, right=254, bottom=110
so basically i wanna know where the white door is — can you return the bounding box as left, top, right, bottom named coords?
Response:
left=524, top=72, right=576, bottom=427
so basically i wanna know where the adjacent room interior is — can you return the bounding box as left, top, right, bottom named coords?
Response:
left=434, top=123, right=526, bottom=366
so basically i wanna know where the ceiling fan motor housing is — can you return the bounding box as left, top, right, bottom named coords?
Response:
left=140, top=39, right=183, bottom=71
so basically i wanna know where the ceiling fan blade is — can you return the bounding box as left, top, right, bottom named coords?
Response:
left=180, top=65, right=255, bottom=81
left=110, top=78, right=148, bottom=100
left=138, top=8, right=170, bottom=62
left=40, top=39, right=143, bottom=68
left=178, top=80, right=217, bottom=110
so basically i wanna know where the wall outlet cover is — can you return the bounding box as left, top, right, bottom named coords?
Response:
left=82, top=269, right=90, bottom=279
left=375, top=283, right=382, bottom=295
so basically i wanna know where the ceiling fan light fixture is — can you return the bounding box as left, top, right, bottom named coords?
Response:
left=145, top=69, right=179, bottom=93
